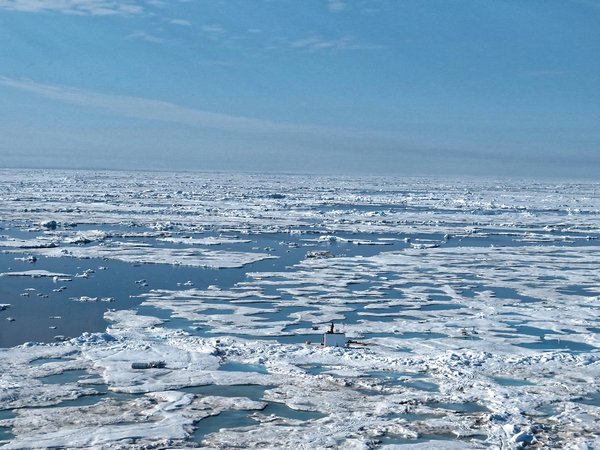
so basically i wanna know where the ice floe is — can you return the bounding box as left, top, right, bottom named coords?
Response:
left=0, top=270, right=71, bottom=278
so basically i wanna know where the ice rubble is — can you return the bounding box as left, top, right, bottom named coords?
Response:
left=0, top=170, right=599, bottom=448
left=0, top=169, right=598, bottom=237
left=0, top=239, right=276, bottom=269
left=158, top=236, right=252, bottom=246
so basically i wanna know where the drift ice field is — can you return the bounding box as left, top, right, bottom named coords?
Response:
left=0, top=169, right=599, bottom=449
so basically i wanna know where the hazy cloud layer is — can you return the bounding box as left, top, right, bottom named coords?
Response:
left=0, top=76, right=381, bottom=140
left=327, top=0, right=346, bottom=13
left=289, top=35, right=385, bottom=52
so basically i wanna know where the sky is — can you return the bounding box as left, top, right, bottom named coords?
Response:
left=0, top=0, right=599, bottom=178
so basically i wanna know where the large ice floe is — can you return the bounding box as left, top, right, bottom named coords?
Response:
left=0, top=169, right=599, bottom=449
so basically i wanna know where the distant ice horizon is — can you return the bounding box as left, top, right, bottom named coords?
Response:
left=1, top=163, right=598, bottom=183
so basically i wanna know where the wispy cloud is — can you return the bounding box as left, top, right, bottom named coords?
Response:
left=0, top=76, right=402, bottom=143
left=0, top=76, right=326, bottom=136
left=169, top=18, right=191, bottom=26
left=327, top=0, right=346, bottom=13
left=289, top=35, right=385, bottom=52
left=0, top=0, right=143, bottom=16
left=126, top=31, right=165, bottom=44
left=198, top=58, right=235, bottom=67
left=202, top=24, right=225, bottom=34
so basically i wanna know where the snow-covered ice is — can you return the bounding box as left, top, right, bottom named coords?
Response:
left=0, top=169, right=599, bottom=449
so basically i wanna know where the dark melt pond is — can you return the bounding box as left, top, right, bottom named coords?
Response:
left=219, top=362, right=269, bottom=374
left=516, top=339, right=597, bottom=353
left=40, top=369, right=90, bottom=385
left=576, top=392, right=600, bottom=407
left=30, top=357, right=73, bottom=366
left=182, top=384, right=271, bottom=401
left=192, top=410, right=257, bottom=443
left=0, top=410, right=14, bottom=441
left=192, top=402, right=325, bottom=444
left=380, top=432, right=488, bottom=446
left=261, top=402, right=325, bottom=421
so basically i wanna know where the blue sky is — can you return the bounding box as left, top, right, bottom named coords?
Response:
left=0, top=0, right=599, bottom=177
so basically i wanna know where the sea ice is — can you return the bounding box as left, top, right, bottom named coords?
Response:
left=0, top=170, right=599, bottom=448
